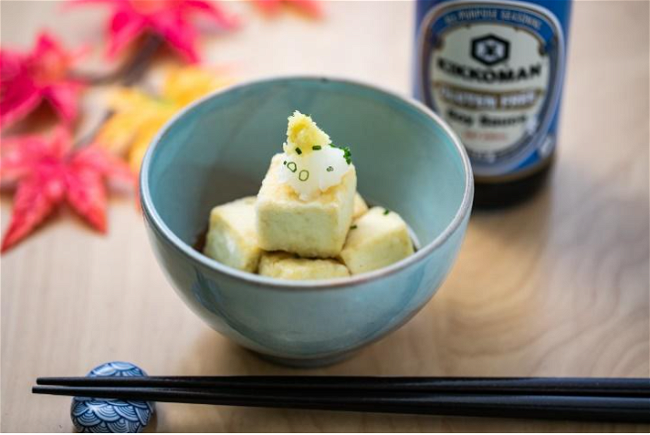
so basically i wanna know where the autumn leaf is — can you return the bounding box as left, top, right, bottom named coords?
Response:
left=162, top=65, right=230, bottom=106
left=0, top=128, right=135, bottom=252
left=0, top=32, right=86, bottom=128
left=253, top=0, right=323, bottom=18
left=71, top=0, right=239, bottom=63
left=96, top=87, right=173, bottom=157
left=96, top=65, right=231, bottom=172
left=1, top=172, right=66, bottom=251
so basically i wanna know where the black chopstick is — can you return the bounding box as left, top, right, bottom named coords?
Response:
left=36, top=376, right=650, bottom=397
left=32, top=385, right=650, bottom=423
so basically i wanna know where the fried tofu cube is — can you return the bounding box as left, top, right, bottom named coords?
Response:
left=256, top=154, right=357, bottom=258
left=340, top=207, right=414, bottom=274
left=353, top=193, right=369, bottom=219
left=203, top=196, right=261, bottom=272
left=258, top=252, right=350, bottom=280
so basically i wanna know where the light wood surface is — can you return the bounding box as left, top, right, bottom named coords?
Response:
left=1, top=0, right=649, bottom=432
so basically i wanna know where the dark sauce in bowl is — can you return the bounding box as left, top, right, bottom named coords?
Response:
left=192, top=226, right=209, bottom=252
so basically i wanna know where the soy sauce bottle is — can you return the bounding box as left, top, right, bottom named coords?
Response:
left=415, top=0, right=572, bottom=207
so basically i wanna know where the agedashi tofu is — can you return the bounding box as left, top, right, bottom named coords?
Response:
left=256, top=154, right=357, bottom=258
left=200, top=111, right=417, bottom=279
left=353, top=193, right=369, bottom=219
left=340, top=207, right=414, bottom=275
left=204, top=196, right=262, bottom=273
left=258, top=252, right=350, bottom=280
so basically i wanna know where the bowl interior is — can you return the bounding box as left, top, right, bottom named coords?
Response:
left=145, top=77, right=468, bottom=259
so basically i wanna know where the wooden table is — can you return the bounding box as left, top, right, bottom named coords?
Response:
left=1, top=0, right=648, bottom=432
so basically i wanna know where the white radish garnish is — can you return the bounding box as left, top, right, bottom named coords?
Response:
left=278, top=111, right=352, bottom=201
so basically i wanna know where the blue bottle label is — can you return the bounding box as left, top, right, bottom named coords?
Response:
left=417, top=0, right=566, bottom=178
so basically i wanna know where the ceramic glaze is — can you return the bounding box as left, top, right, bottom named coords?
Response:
left=70, top=362, right=154, bottom=433
left=140, top=77, right=473, bottom=366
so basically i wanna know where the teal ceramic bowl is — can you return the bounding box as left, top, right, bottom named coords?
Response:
left=141, top=76, right=473, bottom=367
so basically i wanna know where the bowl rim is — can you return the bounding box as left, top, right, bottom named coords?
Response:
left=140, top=75, right=474, bottom=290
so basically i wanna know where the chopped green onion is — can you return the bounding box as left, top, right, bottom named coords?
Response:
left=287, top=162, right=297, bottom=173
left=350, top=225, right=358, bottom=230
left=298, top=170, right=310, bottom=181
left=326, top=166, right=334, bottom=172
left=383, top=209, right=390, bottom=215
left=343, top=148, right=352, bottom=165
left=295, top=147, right=302, bottom=155
left=312, top=145, right=322, bottom=151
left=283, top=161, right=287, bottom=165
left=330, top=144, right=352, bottom=164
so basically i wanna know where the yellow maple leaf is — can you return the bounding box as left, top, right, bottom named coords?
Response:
left=163, top=67, right=232, bottom=107
left=96, top=66, right=231, bottom=172
left=98, top=88, right=170, bottom=156
left=128, top=111, right=175, bottom=173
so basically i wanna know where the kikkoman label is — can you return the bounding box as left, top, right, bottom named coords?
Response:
left=418, top=1, right=566, bottom=177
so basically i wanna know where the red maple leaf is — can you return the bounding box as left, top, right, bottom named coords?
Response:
left=253, top=0, right=323, bottom=17
left=71, top=0, right=239, bottom=63
left=0, top=128, right=135, bottom=252
left=0, top=32, right=86, bottom=129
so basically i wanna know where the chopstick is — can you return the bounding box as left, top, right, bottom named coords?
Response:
left=32, top=385, right=650, bottom=423
left=36, top=376, right=650, bottom=396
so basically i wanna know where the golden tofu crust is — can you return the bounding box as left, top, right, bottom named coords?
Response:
left=341, top=207, right=414, bottom=274
left=256, top=154, right=356, bottom=258
left=353, top=193, right=369, bottom=219
left=204, top=196, right=262, bottom=272
left=259, top=252, right=350, bottom=280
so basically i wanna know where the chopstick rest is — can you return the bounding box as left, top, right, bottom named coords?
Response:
left=69, top=362, right=155, bottom=433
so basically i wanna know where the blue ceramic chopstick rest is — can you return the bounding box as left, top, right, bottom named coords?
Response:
left=70, top=362, right=155, bottom=433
